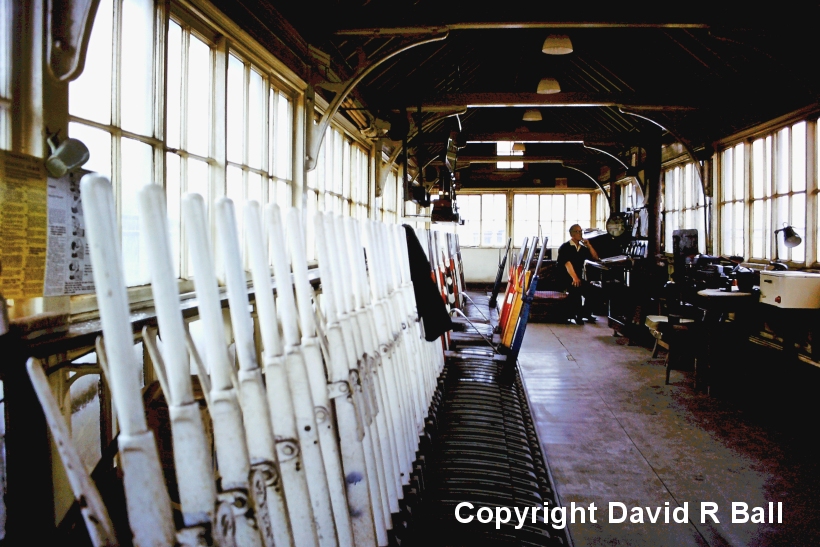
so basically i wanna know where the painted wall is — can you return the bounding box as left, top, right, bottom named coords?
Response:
left=461, top=247, right=510, bottom=283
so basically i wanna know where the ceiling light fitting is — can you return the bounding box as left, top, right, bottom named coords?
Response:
left=512, top=143, right=526, bottom=152
left=542, top=34, right=573, bottom=55
left=522, top=110, right=542, bottom=121
left=537, top=77, right=561, bottom=94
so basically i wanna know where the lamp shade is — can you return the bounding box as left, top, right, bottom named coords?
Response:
left=782, top=226, right=803, bottom=248
left=512, top=143, right=526, bottom=152
left=522, top=109, right=542, bottom=121
left=542, top=34, right=573, bottom=55
left=537, top=77, right=561, bottom=94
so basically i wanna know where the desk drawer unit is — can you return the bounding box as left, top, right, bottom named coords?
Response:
left=759, top=271, right=820, bottom=308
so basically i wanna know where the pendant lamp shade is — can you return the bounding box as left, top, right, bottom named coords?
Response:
left=523, top=110, right=542, bottom=121
left=512, top=143, right=526, bottom=152
left=542, top=34, right=573, bottom=55
left=537, top=77, right=561, bottom=94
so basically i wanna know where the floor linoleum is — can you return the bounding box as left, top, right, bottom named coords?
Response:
left=517, top=320, right=820, bottom=547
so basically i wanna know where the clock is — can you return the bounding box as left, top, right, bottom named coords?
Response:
left=606, top=214, right=627, bottom=237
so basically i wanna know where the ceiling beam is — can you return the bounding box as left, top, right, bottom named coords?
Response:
left=335, top=22, right=710, bottom=36
left=460, top=132, right=624, bottom=145
left=407, top=93, right=696, bottom=111
left=435, top=155, right=567, bottom=164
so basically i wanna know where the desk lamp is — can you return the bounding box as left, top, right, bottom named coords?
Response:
left=771, top=225, right=802, bottom=269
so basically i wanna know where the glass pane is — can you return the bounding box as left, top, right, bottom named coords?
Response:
left=306, top=191, right=317, bottom=260
left=120, top=138, right=153, bottom=286
left=278, top=180, right=290, bottom=207
left=733, top=201, right=743, bottom=257
left=120, top=0, right=154, bottom=136
left=721, top=203, right=734, bottom=254
left=343, top=140, right=351, bottom=200
left=775, top=195, right=789, bottom=233
left=166, top=153, right=181, bottom=278
left=166, top=21, right=182, bottom=149
left=184, top=158, right=208, bottom=277
left=248, top=172, right=263, bottom=204
left=227, top=166, right=244, bottom=262
left=248, top=69, right=265, bottom=169
left=227, top=165, right=244, bottom=203
left=792, top=121, right=806, bottom=192
left=721, top=148, right=733, bottom=202
left=68, top=122, right=111, bottom=178
left=188, top=158, right=209, bottom=201
left=751, top=200, right=765, bottom=259
left=775, top=127, right=790, bottom=195
left=227, top=55, right=244, bottom=163
left=187, top=35, right=211, bottom=157
left=275, top=92, right=292, bottom=180
left=752, top=138, right=765, bottom=199
left=790, top=193, right=805, bottom=262
left=0, top=0, right=9, bottom=149
left=576, top=194, right=591, bottom=225
left=69, top=0, right=113, bottom=124
left=0, top=0, right=9, bottom=100
left=732, top=144, right=744, bottom=202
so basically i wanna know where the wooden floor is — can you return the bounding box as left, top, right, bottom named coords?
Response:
left=517, top=318, right=820, bottom=547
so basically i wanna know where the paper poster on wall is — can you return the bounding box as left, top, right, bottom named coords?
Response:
left=43, top=170, right=95, bottom=296
left=0, top=151, right=48, bottom=299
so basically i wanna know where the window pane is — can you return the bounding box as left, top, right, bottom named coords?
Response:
left=722, top=202, right=733, bottom=254
left=0, top=0, right=10, bottom=149
left=120, top=0, right=154, bottom=136
left=733, top=201, right=744, bottom=257
left=278, top=180, right=290, bottom=207
left=166, top=153, right=181, bottom=278
left=68, top=122, right=111, bottom=178
left=751, top=200, right=765, bottom=259
left=248, top=172, right=263, bottom=204
left=248, top=69, right=265, bottom=169
left=187, top=35, right=211, bottom=157
left=188, top=158, right=209, bottom=201
left=752, top=138, right=766, bottom=199
left=775, top=128, right=789, bottom=195
left=792, top=122, right=806, bottom=192
left=732, top=144, right=744, bottom=201
left=227, top=166, right=244, bottom=261
left=166, top=20, right=182, bottom=149
left=120, top=138, right=153, bottom=286
left=790, top=193, right=805, bottom=262
left=69, top=0, right=113, bottom=124
left=306, top=191, right=317, bottom=259
left=275, top=92, right=292, bottom=180
left=227, top=55, right=244, bottom=163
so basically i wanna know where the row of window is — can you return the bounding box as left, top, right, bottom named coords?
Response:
left=664, top=119, right=819, bottom=266
left=453, top=191, right=601, bottom=249
left=62, top=0, right=405, bottom=286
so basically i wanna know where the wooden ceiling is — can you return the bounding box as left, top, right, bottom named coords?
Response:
left=222, top=0, right=820, bottom=190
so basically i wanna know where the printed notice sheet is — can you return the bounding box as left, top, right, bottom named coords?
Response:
left=44, top=170, right=95, bottom=296
left=0, top=151, right=48, bottom=299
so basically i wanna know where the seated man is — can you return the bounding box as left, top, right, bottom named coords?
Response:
left=557, top=224, right=599, bottom=325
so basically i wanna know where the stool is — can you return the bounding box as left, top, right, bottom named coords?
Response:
left=645, top=315, right=697, bottom=385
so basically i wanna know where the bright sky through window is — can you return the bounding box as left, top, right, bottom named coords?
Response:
left=497, top=141, right=523, bottom=169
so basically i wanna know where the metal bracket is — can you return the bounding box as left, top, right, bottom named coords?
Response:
left=305, top=30, right=449, bottom=172
left=47, top=0, right=101, bottom=81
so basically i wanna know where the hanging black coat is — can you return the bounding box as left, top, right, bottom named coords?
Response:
left=402, top=225, right=453, bottom=341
